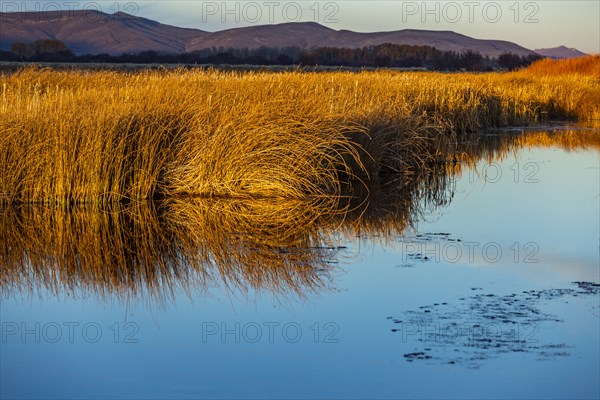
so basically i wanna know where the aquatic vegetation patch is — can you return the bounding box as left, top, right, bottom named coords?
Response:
left=389, top=282, right=600, bottom=368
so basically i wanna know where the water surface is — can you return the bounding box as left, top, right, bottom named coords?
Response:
left=1, top=128, right=599, bottom=399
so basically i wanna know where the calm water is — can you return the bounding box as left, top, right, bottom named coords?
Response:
left=1, top=128, right=599, bottom=399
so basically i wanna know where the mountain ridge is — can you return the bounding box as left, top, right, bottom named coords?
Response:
left=534, top=46, right=588, bottom=59
left=0, top=11, right=581, bottom=58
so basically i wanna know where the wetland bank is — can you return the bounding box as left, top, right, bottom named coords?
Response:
left=1, top=57, right=599, bottom=399
left=1, top=57, right=598, bottom=205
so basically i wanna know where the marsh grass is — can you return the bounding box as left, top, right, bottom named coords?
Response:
left=523, top=55, right=600, bottom=77
left=1, top=57, right=599, bottom=206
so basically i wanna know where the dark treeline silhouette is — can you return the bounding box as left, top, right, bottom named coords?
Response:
left=2, top=40, right=542, bottom=71
left=8, top=39, right=74, bottom=61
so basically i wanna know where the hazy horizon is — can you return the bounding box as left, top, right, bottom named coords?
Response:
left=1, top=1, right=598, bottom=54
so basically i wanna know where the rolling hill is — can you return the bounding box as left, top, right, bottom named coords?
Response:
left=534, top=46, right=588, bottom=59
left=0, top=11, right=206, bottom=55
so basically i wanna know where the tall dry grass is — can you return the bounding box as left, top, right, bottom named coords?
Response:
left=523, top=55, right=600, bottom=77
left=0, top=60, right=599, bottom=206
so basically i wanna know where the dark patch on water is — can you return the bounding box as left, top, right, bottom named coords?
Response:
left=388, top=282, right=600, bottom=368
left=396, top=232, right=462, bottom=268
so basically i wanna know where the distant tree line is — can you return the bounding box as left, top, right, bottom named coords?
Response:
left=3, top=40, right=74, bottom=61
left=1, top=40, right=542, bottom=71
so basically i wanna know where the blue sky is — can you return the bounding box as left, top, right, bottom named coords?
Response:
left=4, top=1, right=599, bottom=53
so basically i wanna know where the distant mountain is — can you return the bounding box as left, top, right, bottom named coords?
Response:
left=1, top=11, right=537, bottom=57
left=0, top=11, right=206, bottom=55
left=185, top=23, right=536, bottom=58
left=534, top=46, right=588, bottom=59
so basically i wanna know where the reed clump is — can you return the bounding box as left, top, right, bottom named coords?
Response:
left=0, top=59, right=599, bottom=205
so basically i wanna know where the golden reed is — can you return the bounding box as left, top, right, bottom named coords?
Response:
left=0, top=56, right=598, bottom=206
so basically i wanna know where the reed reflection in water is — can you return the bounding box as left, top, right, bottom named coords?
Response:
left=1, top=128, right=598, bottom=303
